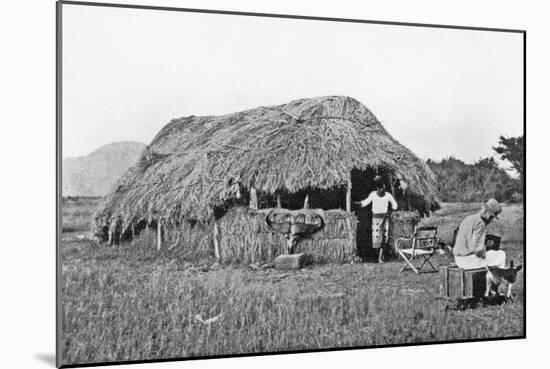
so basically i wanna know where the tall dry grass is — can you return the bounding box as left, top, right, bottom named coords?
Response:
left=61, top=202, right=524, bottom=366
left=62, top=197, right=101, bottom=233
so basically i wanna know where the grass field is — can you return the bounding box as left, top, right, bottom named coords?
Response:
left=60, top=199, right=524, bottom=366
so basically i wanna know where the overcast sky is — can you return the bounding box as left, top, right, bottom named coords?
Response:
left=62, top=4, right=523, bottom=166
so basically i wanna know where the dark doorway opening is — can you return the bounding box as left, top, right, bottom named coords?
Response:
left=350, top=167, right=398, bottom=261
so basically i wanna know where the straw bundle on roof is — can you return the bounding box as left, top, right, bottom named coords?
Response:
left=94, top=96, right=437, bottom=242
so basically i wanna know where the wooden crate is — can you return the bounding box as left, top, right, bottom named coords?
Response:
left=440, top=266, right=487, bottom=299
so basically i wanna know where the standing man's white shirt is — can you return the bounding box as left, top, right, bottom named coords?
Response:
left=360, top=191, right=398, bottom=214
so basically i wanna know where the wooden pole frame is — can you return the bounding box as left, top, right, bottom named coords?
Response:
left=249, top=187, right=258, bottom=210
left=389, top=176, right=396, bottom=196
left=213, top=221, right=221, bottom=261
left=157, top=220, right=162, bottom=251
left=346, top=175, right=352, bottom=212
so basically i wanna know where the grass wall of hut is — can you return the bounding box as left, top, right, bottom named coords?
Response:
left=104, top=170, right=422, bottom=265
left=217, top=207, right=358, bottom=264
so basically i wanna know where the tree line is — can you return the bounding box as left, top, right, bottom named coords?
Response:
left=426, top=135, right=523, bottom=203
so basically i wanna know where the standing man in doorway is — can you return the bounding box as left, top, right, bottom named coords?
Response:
left=355, top=176, right=398, bottom=263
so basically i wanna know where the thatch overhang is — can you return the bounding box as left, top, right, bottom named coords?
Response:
left=94, top=96, right=437, bottom=236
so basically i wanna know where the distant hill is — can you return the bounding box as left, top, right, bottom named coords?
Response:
left=63, top=141, right=146, bottom=197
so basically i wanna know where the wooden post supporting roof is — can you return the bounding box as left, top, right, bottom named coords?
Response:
left=389, top=176, right=396, bottom=196
left=157, top=221, right=162, bottom=251
left=277, top=194, right=281, bottom=208
left=344, top=216, right=354, bottom=261
left=346, top=176, right=352, bottom=212
left=303, top=194, right=310, bottom=209
left=213, top=221, right=221, bottom=261
left=249, top=188, right=258, bottom=210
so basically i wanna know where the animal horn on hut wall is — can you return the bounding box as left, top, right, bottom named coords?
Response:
left=265, top=208, right=325, bottom=236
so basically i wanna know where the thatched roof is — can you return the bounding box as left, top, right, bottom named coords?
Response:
left=95, top=96, right=437, bottom=233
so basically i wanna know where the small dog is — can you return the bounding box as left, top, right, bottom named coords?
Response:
left=437, top=240, right=453, bottom=256
left=485, top=260, right=523, bottom=299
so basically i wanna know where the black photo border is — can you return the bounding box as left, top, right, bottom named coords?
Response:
left=56, top=1, right=527, bottom=367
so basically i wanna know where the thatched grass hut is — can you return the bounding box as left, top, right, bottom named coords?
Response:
left=94, top=96, right=438, bottom=262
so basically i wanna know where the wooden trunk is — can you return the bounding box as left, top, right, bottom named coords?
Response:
left=440, top=266, right=487, bottom=299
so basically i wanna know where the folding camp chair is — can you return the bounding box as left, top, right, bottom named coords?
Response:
left=395, top=226, right=438, bottom=273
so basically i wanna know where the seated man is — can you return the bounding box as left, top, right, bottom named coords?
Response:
left=453, top=198, right=506, bottom=269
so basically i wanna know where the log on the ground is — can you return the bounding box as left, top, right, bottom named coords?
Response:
left=274, top=253, right=306, bottom=270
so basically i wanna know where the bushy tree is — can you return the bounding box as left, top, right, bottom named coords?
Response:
left=493, top=135, right=524, bottom=182
left=427, top=156, right=521, bottom=203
